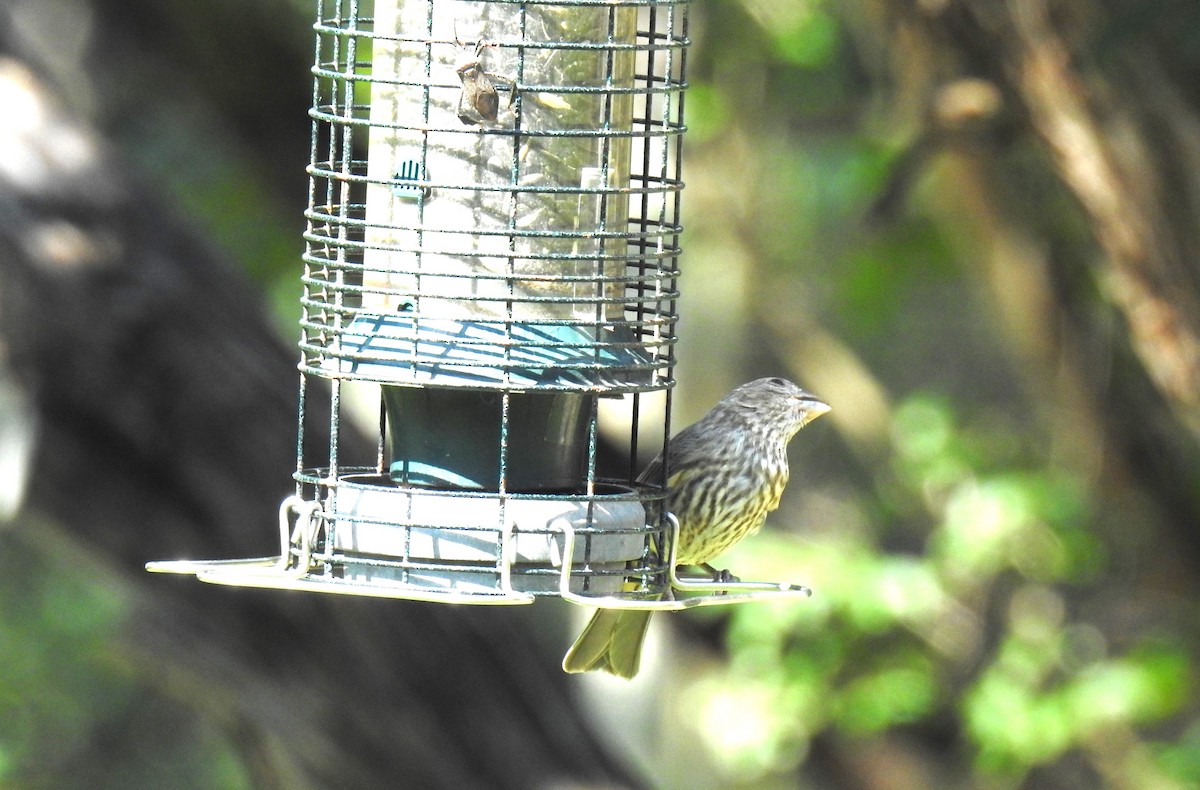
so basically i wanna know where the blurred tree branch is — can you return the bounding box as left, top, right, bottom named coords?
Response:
left=851, top=0, right=1200, bottom=555
left=887, top=0, right=1200, bottom=435
left=966, top=0, right=1200, bottom=434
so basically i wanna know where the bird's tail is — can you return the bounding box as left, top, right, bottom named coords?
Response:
left=562, top=608, right=653, bottom=679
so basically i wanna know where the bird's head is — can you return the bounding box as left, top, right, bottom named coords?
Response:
left=726, top=377, right=831, bottom=439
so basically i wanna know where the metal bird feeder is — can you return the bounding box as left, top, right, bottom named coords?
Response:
left=148, top=0, right=812, bottom=609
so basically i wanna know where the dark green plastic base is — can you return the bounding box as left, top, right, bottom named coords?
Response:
left=384, top=386, right=592, bottom=492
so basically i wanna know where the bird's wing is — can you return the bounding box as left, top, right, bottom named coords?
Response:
left=636, top=418, right=713, bottom=486
left=636, top=452, right=665, bottom=486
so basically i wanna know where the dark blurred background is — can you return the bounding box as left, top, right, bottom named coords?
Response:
left=2, top=0, right=1199, bottom=788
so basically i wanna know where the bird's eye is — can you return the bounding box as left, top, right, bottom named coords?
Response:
left=767, top=377, right=786, bottom=387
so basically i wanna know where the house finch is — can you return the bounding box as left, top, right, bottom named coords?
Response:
left=562, top=377, right=830, bottom=679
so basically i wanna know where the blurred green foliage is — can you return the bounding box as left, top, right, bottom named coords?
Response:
left=0, top=526, right=250, bottom=789
left=680, top=393, right=1195, bottom=787
left=0, top=533, right=129, bottom=776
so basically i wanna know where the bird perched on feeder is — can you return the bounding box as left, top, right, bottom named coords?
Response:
left=562, top=377, right=830, bottom=679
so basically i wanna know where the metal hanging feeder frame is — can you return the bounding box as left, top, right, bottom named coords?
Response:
left=147, top=0, right=816, bottom=609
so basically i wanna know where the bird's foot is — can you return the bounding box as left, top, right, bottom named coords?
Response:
left=698, top=563, right=740, bottom=584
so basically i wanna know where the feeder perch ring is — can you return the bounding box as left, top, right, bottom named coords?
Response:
left=553, top=514, right=814, bottom=611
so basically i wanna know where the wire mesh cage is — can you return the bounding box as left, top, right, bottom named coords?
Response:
left=148, top=0, right=811, bottom=608
left=303, top=0, right=685, bottom=393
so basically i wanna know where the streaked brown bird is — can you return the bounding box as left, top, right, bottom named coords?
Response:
left=562, top=377, right=830, bottom=679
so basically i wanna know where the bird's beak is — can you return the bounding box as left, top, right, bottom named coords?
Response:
left=799, top=396, right=831, bottom=424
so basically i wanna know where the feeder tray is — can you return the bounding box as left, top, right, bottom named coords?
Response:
left=148, top=501, right=813, bottom=608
